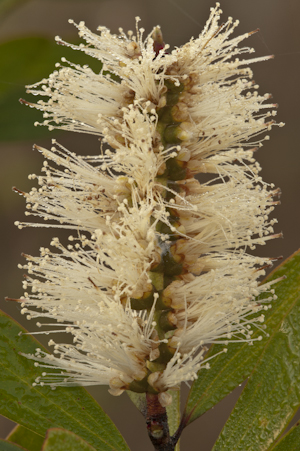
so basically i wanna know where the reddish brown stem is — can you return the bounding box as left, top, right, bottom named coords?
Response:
left=146, top=393, right=183, bottom=451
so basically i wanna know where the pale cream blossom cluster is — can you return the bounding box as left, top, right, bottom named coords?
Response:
left=15, top=3, right=283, bottom=405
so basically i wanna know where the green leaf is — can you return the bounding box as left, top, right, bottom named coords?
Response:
left=0, top=310, right=130, bottom=451
left=6, top=425, right=44, bottom=451
left=268, top=422, right=300, bottom=451
left=0, top=87, right=53, bottom=142
left=0, top=36, right=102, bottom=142
left=42, top=428, right=97, bottom=451
left=126, top=391, right=146, bottom=417
left=0, top=439, right=28, bottom=451
left=211, top=250, right=300, bottom=450
left=184, top=250, right=300, bottom=425
left=166, top=390, right=181, bottom=451
left=166, top=390, right=180, bottom=437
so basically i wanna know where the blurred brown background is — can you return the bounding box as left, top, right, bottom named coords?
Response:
left=0, top=0, right=299, bottom=449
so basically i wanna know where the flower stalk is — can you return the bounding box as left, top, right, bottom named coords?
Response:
left=146, top=393, right=171, bottom=450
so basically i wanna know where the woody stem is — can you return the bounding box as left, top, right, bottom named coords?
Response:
left=146, top=393, right=181, bottom=451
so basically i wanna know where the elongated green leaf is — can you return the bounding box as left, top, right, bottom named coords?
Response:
left=211, top=250, right=300, bottom=450
left=166, top=390, right=181, bottom=451
left=0, top=87, right=52, bottom=142
left=126, top=392, right=146, bottom=417
left=0, top=36, right=99, bottom=96
left=0, top=36, right=101, bottom=142
left=6, top=425, right=44, bottom=451
left=0, top=310, right=130, bottom=451
left=184, top=250, right=300, bottom=425
left=166, top=390, right=180, bottom=437
left=0, top=439, right=28, bottom=451
left=42, top=428, right=97, bottom=451
left=268, top=422, right=300, bottom=451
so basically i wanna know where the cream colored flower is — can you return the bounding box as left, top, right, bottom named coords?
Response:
left=16, top=3, right=283, bottom=402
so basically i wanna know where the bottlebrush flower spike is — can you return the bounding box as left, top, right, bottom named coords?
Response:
left=15, top=3, right=284, bottom=411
